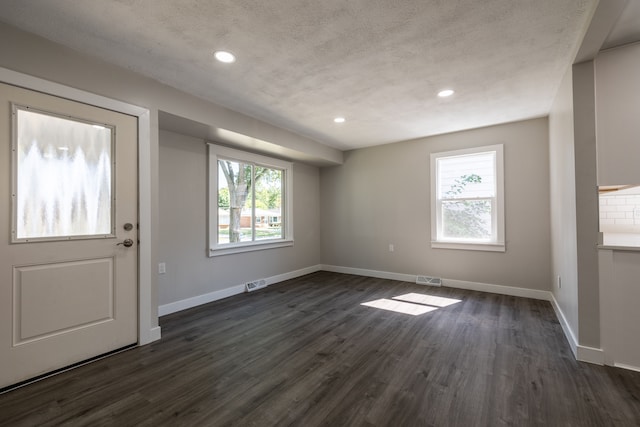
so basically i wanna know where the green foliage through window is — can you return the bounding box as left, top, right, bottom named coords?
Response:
left=442, top=174, right=491, bottom=238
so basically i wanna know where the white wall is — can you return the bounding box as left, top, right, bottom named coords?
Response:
left=158, top=130, right=322, bottom=307
left=320, top=118, right=551, bottom=291
left=595, top=42, right=640, bottom=186
left=548, top=65, right=580, bottom=344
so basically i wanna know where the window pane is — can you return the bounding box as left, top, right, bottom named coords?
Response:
left=15, top=108, right=113, bottom=239
left=437, top=152, right=495, bottom=199
left=441, top=200, right=492, bottom=240
left=254, top=166, right=283, bottom=241
left=218, top=159, right=253, bottom=243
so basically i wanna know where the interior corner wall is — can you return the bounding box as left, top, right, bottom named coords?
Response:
left=548, top=65, right=580, bottom=341
left=320, top=118, right=551, bottom=291
left=158, top=130, right=321, bottom=306
left=572, top=60, right=600, bottom=348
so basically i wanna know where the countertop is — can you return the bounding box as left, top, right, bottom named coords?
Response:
left=598, top=232, right=640, bottom=251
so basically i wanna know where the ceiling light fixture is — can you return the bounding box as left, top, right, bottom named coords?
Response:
left=214, top=50, right=236, bottom=63
left=438, top=89, right=455, bottom=98
left=334, top=117, right=346, bottom=123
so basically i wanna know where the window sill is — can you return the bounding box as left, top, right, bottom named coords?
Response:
left=431, top=241, right=505, bottom=252
left=209, top=239, right=294, bottom=257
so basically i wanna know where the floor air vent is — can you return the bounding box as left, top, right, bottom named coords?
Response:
left=245, top=279, right=267, bottom=292
left=416, top=276, right=442, bottom=286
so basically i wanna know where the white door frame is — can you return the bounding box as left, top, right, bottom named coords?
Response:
left=0, top=67, right=160, bottom=345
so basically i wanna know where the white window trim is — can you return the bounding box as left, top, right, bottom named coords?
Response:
left=208, top=143, right=293, bottom=257
left=430, top=144, right=505, bottom=252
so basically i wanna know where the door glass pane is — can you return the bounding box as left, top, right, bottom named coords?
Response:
left=14, top=107, right=113, bottom=240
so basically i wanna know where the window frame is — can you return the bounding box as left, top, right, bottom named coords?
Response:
left=430, top=144, right=505, bottom=252
left=208, top=143, right=293, bottom=257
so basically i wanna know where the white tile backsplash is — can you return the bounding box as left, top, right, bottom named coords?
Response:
left=599, top=193, right=640, bottom=232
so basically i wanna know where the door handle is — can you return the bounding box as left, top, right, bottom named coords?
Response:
left=117, top=238, right=134, bottom=247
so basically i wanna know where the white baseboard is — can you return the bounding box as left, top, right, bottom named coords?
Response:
left=321, top=265, right=553, bottom=300
left=613, top=362, right=640, bottom=372
left=550, top=294, right=606, bottom=366
left=158, top=264, right=322, bottom=317
left=145, top=326, right=162, bottom=344
left=159, top=284, right=245, bottom=316
left=549, top=293, right=578, bottom=359
left=321, top=265, right=419, bottom=283
left=577, top=345, right=605, bottom=365
left=265, top=265, right=323, bottom=286
left=443, top=278, right=552, bottom=301
left=549, top=293, right=606, bottom=366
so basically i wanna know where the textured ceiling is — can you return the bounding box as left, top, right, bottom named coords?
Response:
left=0, top=0, right=604, bottom=150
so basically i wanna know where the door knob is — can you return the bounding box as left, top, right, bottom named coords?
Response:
left=117, top=238, right=134, bottom=247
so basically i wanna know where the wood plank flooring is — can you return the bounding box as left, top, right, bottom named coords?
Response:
left=1, top=271, right=640, bottom=426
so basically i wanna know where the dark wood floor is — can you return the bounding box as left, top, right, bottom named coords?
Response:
left=1, top=271, right=640, bottom=426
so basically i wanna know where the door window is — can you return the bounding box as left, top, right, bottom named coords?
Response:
left=12, top=106, right=115, bottom=241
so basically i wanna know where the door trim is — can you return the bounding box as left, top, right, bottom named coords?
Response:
left=0, top=67, right=160, bottom=345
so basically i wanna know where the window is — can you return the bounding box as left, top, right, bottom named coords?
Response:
left=208, top=144, right=293, bottom=256
left=430, top=144, right=504, bottom=251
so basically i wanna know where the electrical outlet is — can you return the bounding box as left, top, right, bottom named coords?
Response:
left=388, top=244, right=394, bottom=252
left=158, top=262, right=166, bottom=274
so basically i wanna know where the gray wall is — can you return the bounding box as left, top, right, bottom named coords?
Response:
left=320, top=118, right=551, bottom=290
left=572, top=60, right=601, bottom=348
left=548, top=65, right=579, bottom=340
left=158, top=130, right=321, bottom=306
left=548, top=60, right=601, bottom=350
left=595, top=42, right=640, bottom=185
left=596, top=42, right=640, bottom=368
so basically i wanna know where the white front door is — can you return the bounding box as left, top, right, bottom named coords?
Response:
left=0, top=83, right=138, bottom=389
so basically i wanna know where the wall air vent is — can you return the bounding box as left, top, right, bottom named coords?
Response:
left=416, top=275, right=442, bottom=286
left=245, top=279, right=267, bottom=292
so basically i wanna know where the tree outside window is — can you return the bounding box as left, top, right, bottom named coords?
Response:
left=208, top=144, right=292, bottom=256
left=218, top=160, right=283, bottom=244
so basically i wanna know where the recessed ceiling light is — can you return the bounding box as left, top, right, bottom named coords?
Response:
left=214, top=50, right=236, bottom=63
left=438, top=89, right=455, bottom=98
left=334, top=117, right=346, bottom=123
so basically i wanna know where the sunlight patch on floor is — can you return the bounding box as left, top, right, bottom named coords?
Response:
left=361, top=299, right=438, bottom=315
left=392, top=293, right=461, bottom=308
left=361, top=292, right=461, bottom=316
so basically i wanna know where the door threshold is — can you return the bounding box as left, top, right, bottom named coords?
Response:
left=0, top=343, right=137, bottom=395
